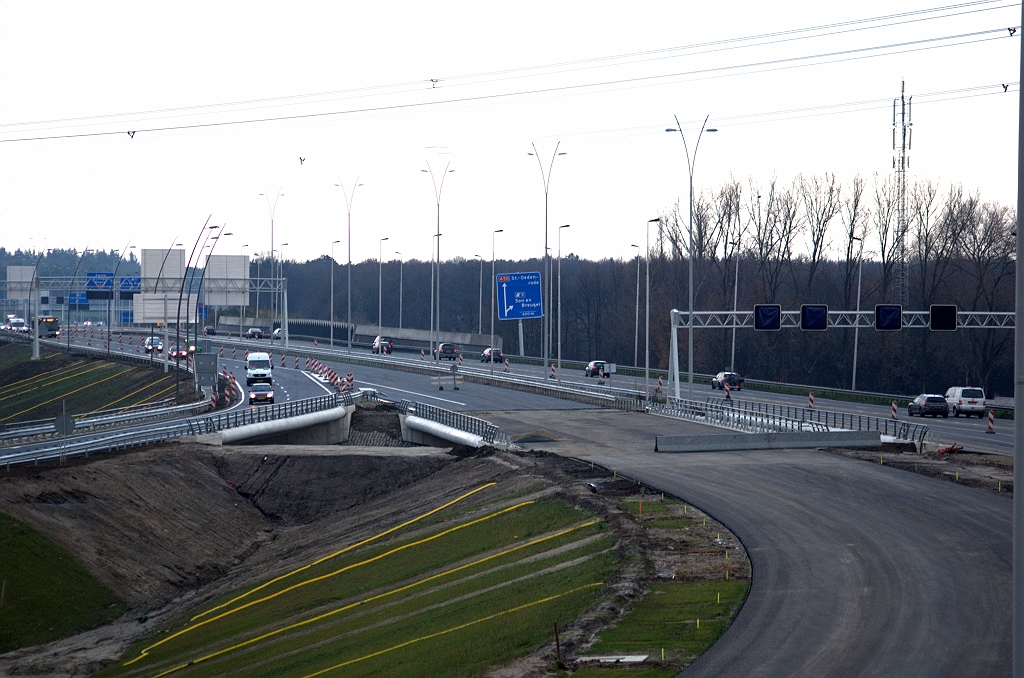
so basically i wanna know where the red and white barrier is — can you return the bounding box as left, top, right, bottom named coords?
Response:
left=808, top=392, right=814, bottom=409
left=294, top=356, right=299, bottom=369
left=420, top=349, right=425, bottom=360
left=346, top=373, right=354, bottom=390
left=135, top=346, right=140, bottom=354
left=503, top=358, right=509, bottom=372
left=281, top=354, right=285, bottom=367
left=119, top=343, right=124, bottom=352
left=314, top=340, right=318, bottom=348
left=550, top=365, right=556, bottom=380
left=724, top=382, right=731, bottom=399
left=891, top=401, right=898, bottom=419
left=987, top=410, right=995, bottom=434
left=305, top=356, right=310, bottom=370
left=458, top=354, right=463, bottom=367
left=232, top=347, right=236, bottom=360
left=244, top=350, right=249, bottom=360
left=656, top=376, right=663, bottom=393
left=219, top=346, right=224, bottom=357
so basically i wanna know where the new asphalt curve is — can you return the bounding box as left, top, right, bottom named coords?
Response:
left=480, top=409, right=1012, bottom=677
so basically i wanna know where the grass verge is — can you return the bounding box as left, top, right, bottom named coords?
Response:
left=0, top=510, right=127, bottom=653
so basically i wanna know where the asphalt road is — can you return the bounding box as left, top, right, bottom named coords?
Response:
left=480, top=408, right=1013, bottom=677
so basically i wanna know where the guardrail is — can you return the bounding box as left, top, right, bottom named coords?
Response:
left=706, top=396, right=929, bottom=442
left=399, top=400, right=499, bottom=444
left=650, top=396, right=829, bottom=434
left=0, top=399, right=212, bottom=447
left=0, top=393, right=345, bottom=469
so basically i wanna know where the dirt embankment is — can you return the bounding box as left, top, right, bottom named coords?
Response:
left=0, top=443, right=748, bottom=678
left=831, top=444, right=1014, bottom=496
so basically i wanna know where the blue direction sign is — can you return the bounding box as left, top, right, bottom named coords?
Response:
left=496, top=272, right=543, bottom=320
left=68, top=292, right=89, bottom=305
left=119, top=277, right=141, bottom=291
left=86, top=272, right=113, bottom=289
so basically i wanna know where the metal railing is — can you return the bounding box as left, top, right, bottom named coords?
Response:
left=1, top=394, right=344, bottom=469
left=650, top=396, right=829, bottom=434
left=399, top=400, right=499, bottom=444
left=706, top=397, right=929, bottom=442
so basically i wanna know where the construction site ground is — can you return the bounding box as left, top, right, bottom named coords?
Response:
left=0, top=406, right=749, bottom=678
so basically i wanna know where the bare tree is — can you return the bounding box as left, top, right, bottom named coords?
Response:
left=873, top=173, right=902, bottom=300
left=749, top=178, right=797, bottom=304
left=836, top=174, right=869, bottom=310
left=913, top=182, right=970, bottom=308
left=799, top=172, right=842, bottom=294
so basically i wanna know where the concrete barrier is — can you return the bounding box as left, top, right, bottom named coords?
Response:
left=655, top=430, right=881, bottom=453
left=183, top=405, right=354, bottom=446
left=399, top=414, right=484, bottom=448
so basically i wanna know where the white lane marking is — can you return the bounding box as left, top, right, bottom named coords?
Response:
left=356, top=380, right=466, bottom=406
left=300, top=370, right=335, bottom=395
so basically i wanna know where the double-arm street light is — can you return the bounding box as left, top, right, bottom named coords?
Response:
left=108, top=242, right=136, bottom=356
left=239, top=244, right=249, bottom=339
left=528, top=143, right=567, bottom=374
left=490, top=229, right=503, bottom=375
left=258, top=189, right=284, bottom=321
left=645, top=220, right=657, bottom=396
left=330, top=240, right=341, bottom=347
left=334, top=179, right=363, bottom=352
left=422, top=162, right=454, bottom=365
left=67, top=246, right=93, bottom=354
left=666, top=115, right=717, bottom=400
left=30, top=248, right=52, bottom=360
left=730, top=240, right=741, bottom=373
left=557, top=225, right=570, bottom=385
left=378, top=237, right=389, bottom=346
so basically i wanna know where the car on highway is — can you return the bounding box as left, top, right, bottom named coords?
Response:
left=585, top=360, right=610, bottom=378
left=480, top=347, right=504, bottom=363
left=433, top=343, right=458, bottom=360
left=8, top=317, right=28, bottom=333
left=712, top=371, right=744, bottom=390
left=372, top=336, right=393, bottom=355
left=143, top=336, right=164, bottom=353
left=248, top=383, right=275, bottom=405
left=945, top=386, right=987, bottom=418
left=167, top=343, right=188, bottom=360
left=271, top=328, right=283, bottom=341
left=246, top=327, right=263, bottom=340
left=203, top=326, right=217, bottom=336
left=908, top=394, right=949, bottom=417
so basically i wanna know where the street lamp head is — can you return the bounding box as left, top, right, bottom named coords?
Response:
left=559, top=224, right=570, bottom=229
left=648, top=218, right=661, bottom=224
left=332, top=239, right=341, bottom=244
left=665, top=128, right=678, bottom=133
left=381, top=237, right=389, bottom=242
left=706, top=128, right=718, bottom=132
left=494, top=229, right=503, bottom=234
left=557, top=152, right=567, bottom=156
left=631, top=244, right=639, bottom=248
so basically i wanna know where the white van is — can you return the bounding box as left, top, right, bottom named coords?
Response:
left=944, top=386, right=986, bottom=418
left=246, top=352, right=273, bottom=386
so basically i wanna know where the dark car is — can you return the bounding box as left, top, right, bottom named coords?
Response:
left=372, top=336, right=393, bottom=355
left=167, top=343, right=188, bottom=360
left=246, top=327, right=263, bottom=340
left=585, top=360, right=609, bottom=377
left=433, top=343, right=458, bottom=360
left=203, top=326, right=217, bottom=336
left=908, top=394, right=949, bottom=418
left=481, top=347, right=504, bottom=363
left=248, top=382, right=275, bottom=405
left=143, top=336, right=163, bottom=353
left=712, top=371, right=744, bottom=390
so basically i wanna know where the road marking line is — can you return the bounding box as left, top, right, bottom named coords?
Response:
left=299, top=370, right=335, bottom=395
left=356, top=380, right=466, bottom=406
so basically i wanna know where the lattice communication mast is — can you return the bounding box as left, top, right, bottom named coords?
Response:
left=892, top=80, right=912, bottom=306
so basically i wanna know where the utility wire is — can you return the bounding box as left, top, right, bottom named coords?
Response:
left=0, top=0, right=1013, bottom=133
left=0, top=26, right=1016, bottom=144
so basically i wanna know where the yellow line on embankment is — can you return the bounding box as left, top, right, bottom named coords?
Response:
left=123, top=482, right=499, bottom=666
left=0, top=362, right=109, bottom=402
left=145, top=519, right=600, bottom=678
left=0, top=360, right=89, bottom=393
left=299, top=583, right=604, bottom=678
left=91, top=375, right=173, bottom=412
left=132, top=383, right=179, bottom=406
left=0, top=368, right=132, bottom=423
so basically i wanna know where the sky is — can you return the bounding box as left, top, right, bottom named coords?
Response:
left=1, top=0, right=1020, bottom=268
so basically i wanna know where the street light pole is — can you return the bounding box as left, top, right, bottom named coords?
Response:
left=422, top=162, right=454, bottom=365
left=330, top=240, right=340, bottom=347
left=107, top=241, right=135, bottom=356
left=557, top=225, right=569, bottom=385
left=490, top=229, right=503, bottom=375
left=667, top=115, right=718, bottom=400
left=239, top=244, right=248, bottom=340
left=730, top=240, right=741, bottom=373
left=378, top=237, right=388, bottom=346
left=851, top=236, right=865, bottom=390
left=68, top=246, right=93, bottom=354
left=29, top=248, right=50, bottom=361
left=631, top=244, right=640, bottom=368
left=396, top=252, right=403, bottom=330
left=475, top=254, right=483, bottom=335
left=278, top=242, right=288, bottom=336
left=334, top=179, right=363, bottom=352
left=259, top=189, right=284, bottom=322
left=529, top=142, right=567, bottom=373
